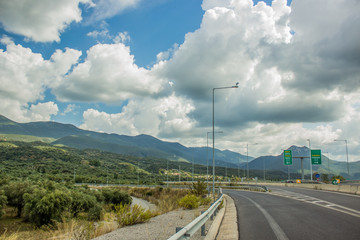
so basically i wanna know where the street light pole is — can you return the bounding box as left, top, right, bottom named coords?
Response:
left=207, top=131, right=222, bottom=192
left=334, top=139, right=350, bottom=176
left=246, top=143, right=258, bottom=181
left=212, top=83, right=238, bottom=200
left=307, top=139, right=313, bottom=181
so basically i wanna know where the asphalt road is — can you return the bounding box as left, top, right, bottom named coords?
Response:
left=224, top=188, right=360, bottom=240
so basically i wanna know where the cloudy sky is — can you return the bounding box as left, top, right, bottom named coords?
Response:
left=0, top=0, right=359, bottom=162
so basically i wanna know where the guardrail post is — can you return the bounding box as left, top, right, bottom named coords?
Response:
left=201, top=211, right=206, bottom=236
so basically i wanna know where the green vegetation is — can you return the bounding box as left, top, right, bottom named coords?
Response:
left=189, top=180, right=207, bottom=196
left=115, top=204, right=152, bottom=227
left=0, top=140, right=274, bottom=185
left=178, top=195, right=200, bottom=209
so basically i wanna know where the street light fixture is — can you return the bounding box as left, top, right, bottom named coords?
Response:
left=334, top=139, right=350, bottom=176
left=212, top=83, right=238, bottom=200
left=207, top=131, right=223, bottom=192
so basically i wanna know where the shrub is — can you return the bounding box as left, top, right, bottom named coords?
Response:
left=115, top=204, right=152, bottom=227
left=178, top=195, right=199, bottom=209
left=102, top=189, right=132, bottom=206
left=69, top=191, right=97, bottom=217
left=23, top=188, right=71, bottom=227
left=2, top=180, right=34, bottom=217
left=88, top=204, right=103, bottom=221
left=200, top=197, right=211, bottom=206
left=189, top=180, right=207, bottom=196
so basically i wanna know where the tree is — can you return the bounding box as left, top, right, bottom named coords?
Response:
left=69, top=191, right=97, bottom=217
left=24, top=188, right=71, bottom=227
left=2, top=180, right=34, bottom=217
left=101, top=188, right=132, bottom=206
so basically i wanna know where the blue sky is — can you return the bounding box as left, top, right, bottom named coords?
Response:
left=0, top=0, right=359, bottom=163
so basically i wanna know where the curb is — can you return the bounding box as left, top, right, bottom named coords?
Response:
left=216, top=195, right=238, bottom=239
left=204, top=196, right=227, bottom=240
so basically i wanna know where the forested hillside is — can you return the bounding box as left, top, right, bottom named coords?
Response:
left=0, top=140, right=287, bottom=184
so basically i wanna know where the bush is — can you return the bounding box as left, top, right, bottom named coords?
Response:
left=178, top=195, right=199, bottom=209
left=69, top=191, right=97, bottom=217
left=189, top=180, right=207, bottom=196
left=87, top=204, right=103, bottom=221
left=115, top=204, right=152, bottom=227
left=102, top=189, right=132, bottom=206
left=2, top=180, right=34, bottom=217
left=23, top=188, right=71, bottom=227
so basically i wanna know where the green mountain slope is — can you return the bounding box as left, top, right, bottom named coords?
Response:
left=0, top=115, right=248, bottom=167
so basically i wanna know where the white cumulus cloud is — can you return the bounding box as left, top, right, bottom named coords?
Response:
left=54, top=42, right=166, bottom=103
left=0, top=0, right=92, bottom=42
left=0, top=36, right=81, bottom=122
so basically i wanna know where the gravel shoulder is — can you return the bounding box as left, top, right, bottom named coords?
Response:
left=92, top=206, right=213, bottom=240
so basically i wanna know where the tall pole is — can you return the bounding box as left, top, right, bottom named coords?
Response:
left=287, top=165, right=290, bottom=181
left=307, top=139, right=313, bottom=181
left=345, top=140, right=349, bottom=176
left=246, top=143, right=249, bottom=180
left=225, top=163, right=227, bottom=182
left=138, top=159, right=140, bottom=185
left=246, top=143, right=258, bottom=182
left=323, top=151, right=330, bottom=179
left=212, top=84, right=238, bottom=200
left=238, top=153, right=240, bottom=183
left=328, top=153, right=330, bottom=177
left=263, top=159, right=266, bottom=181
left=166, top=159, right=169, bottom=188
left=334, top=139, right=350, bottom=176
left=207, top=132, right=209, bottom=191
left=192, top=156, right=194, bottom=182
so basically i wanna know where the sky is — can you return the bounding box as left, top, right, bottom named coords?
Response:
left=0, top=0, right=359, bottom=162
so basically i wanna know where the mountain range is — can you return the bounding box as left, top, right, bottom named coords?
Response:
left=0, top=114, right=249, bottom=168
left=1, top=114, right=359, bottom=179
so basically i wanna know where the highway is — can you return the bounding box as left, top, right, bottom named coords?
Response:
left=224, top=187, right=360, bottom=240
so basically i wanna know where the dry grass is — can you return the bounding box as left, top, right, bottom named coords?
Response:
left=0, top=230, right=20, bottom=240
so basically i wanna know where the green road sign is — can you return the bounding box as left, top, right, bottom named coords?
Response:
left=311, top=149, right=322, bottom=165
left=332, top=179, right=338, bottom=185
left=283, top=150, right=292, bottom=165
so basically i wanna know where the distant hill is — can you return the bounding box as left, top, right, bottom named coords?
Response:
left=249, top=145, right=360, bottom=179
left=0, top=115, right=249, bottom=167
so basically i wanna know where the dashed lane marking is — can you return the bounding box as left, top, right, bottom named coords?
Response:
left=268, top=189, right=360, bottom=218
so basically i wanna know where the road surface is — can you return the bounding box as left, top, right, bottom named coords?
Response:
left=224, top=187, right=360, bottom=240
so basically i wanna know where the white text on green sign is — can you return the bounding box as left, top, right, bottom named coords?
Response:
left=284, top=150, right=292, bottom=165
left=311, top=149, right=322, bottom=165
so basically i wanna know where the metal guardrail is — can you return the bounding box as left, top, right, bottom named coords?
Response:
left=168, top=189, right=224, bottom=240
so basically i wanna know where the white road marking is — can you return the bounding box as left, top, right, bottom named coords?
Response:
left=242, top=195, right=289, bottom=240
left=268, top=189, right=360, bottom=218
